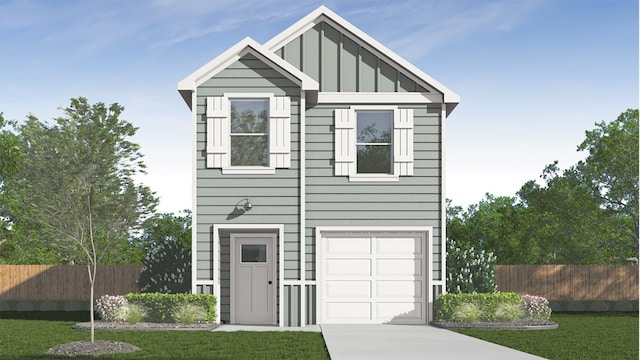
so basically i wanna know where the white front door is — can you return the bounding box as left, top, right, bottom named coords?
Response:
left=231, top=234, right=276, bottom=324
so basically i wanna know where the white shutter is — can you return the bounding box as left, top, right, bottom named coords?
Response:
left=269, top=96, right=291, bottom=168
left=334, top=109, right=356, bottom=176
left=394, top=108, right=414, bottom=176
left=206, top=97, right=229, bottom=168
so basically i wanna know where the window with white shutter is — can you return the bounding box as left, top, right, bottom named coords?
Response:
left=334, top=106, right=413, bottom=181
left=205, top=93, right=291, bottom=174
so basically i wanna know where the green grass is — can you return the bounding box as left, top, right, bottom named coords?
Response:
left=456, top=312, right=639, bottom=360
left=0, top=319, right=329, bottom=360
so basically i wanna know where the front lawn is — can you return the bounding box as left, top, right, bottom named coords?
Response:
left=456, top=312, right=638, bottom=360
left=0, top=319, right=329, bottom=359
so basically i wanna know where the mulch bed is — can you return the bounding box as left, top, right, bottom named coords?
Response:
left=48, top=321, right=218, bottom=357
left=431, top=319, right=558, bottom=330
left=47, top=340, right=140, bottom=357
left=73, top=320, right=218, bottom=331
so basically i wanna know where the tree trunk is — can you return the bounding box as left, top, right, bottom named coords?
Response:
left=87, top=263, right=95, bottom=343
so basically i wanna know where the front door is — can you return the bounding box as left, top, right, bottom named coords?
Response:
left=231, top=234, right=276, bottom=324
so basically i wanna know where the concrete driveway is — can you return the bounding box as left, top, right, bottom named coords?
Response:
left=320, top=324, right=546, bottom=360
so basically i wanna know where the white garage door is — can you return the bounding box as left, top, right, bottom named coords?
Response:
left=319, top=231, right=427, bottom=324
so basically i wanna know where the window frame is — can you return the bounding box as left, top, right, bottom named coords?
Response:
left=354, top=109, right=394, bottom=176
left=348, top=106, right=401, bottom=182
left=228, top=97, right=270, bottom=168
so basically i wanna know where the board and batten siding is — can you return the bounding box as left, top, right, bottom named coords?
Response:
left=304, top=104, right=444, bottom=282
left=194, top=54, right=302, bottom=323
left=275, top=21, right=434, bottom=93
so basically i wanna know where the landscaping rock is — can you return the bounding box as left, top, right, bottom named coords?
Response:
left=431, top=319, right=558, bottom=330
left=47, top=340, right=140, bottom=357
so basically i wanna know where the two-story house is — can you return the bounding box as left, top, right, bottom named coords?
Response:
left=178, top=6, right=459, bottom=327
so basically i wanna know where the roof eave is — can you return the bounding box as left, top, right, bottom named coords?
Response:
left=177, top=37, right=318, bottom=108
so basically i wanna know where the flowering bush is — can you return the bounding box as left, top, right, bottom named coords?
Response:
left=520, top=294, right=552, bottom=320
left=95, top=295, right=128, bottom=321
left=446, top=239, right=497, bottom=293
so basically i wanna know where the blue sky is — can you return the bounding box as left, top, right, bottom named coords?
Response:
left=0, top=0, right=637, bottom=213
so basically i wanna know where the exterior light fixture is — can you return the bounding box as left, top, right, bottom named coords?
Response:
left=236, top=198, right=252, bottom=212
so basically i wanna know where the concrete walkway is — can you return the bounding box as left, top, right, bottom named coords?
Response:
left=320, top=325, right=546, bottom=360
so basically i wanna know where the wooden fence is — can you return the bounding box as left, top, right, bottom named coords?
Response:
left=495, top=265, right=639, bottom=301
left=0, top=265, right=142, bottom=301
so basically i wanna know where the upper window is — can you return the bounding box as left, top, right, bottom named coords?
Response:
left=230, top=99, right=269, bottom=167
left=335, top=106, right=414, bottom=181
left=205, top=94, right=291, bottom=174
left=356, top=110, right=393, bottom=174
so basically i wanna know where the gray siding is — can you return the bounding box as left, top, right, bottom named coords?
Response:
left=278, top=21, right=428, bottom=93
left=305, top=104, right=444, bottom=281
left=195, top=53, right=302, bottom=311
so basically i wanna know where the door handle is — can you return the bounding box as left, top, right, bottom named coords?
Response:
left=268, top=281, right=273, bottom=284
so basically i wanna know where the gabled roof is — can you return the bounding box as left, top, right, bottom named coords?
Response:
left=264, top=6, right=459, bottom=116
left=178, top=37, right=319, bottom=109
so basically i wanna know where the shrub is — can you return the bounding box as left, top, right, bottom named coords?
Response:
left=435, top=292, right=521, bottom=321
left=137, top=236, right=191, bottom=294
left=446, top=239, right=497, bottom=294
left=95, top=295, right=128, bottom=321
left=125, top=293, right=216, bottom=323
left=495, top=302, right=522, bottom=322
left=521, top=294, right=552, bottom=320
left=172, top=303, right=207, bottom=325
left=453, top=303, right=481, bottom=323
left=115, top=303, right=148, bottom=324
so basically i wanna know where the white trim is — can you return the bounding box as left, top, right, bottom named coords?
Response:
left=299, top=91, right=307, bottom=327
left=195, top=280, right=214, bottom=285
left=230, top=233, right=278, bottom=325
left=440, top=106, right=448, bottom=295
left=319, top=92, right=442, bottom=104
left=222, top=167, right=276, bottom=175
left=178, top=37, right=318, bottom=109
left=315, top=226, right=433, bottom=324
left=212, top=224, right=285, bottom=327
left=347, top=175, right=399, bottom=182
left=191, top=90, right=199, bottom=296
left=263, top=6, right=459, bottom=115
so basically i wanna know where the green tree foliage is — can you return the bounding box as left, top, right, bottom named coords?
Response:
left=0, top=98, right=158, bottom=342
left=134, top=210, right=192, bottom=256
left=447, top=109, right=639, bottom=264
left=577, top=109, right=638, bottom=250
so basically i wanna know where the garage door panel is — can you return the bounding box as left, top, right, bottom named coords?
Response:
left=326, top=237, right=371, bottom=255
left=376, top=259, right=422, bottom=276
left=326, top=280, right=371, bottom=298
left=376, top=302, right=423, bottom=322
left=376, top=237, right=422, bottom=255
left=376, top=280, right=422, bottom=298
left=326, top=259, right=371, bottom=276
left=320, top=231, right=427, bottom=324
left=326, top=302, right=372, bottom=322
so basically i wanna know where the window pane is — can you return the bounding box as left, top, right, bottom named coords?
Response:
left=357, top=111, right=392, bottom=144
left=357, top=144, right=392, bottom=174
left=230, top=99, right=268, bottom=134
left=231, top=135, right=268, bottom=166
left=242, top=244, right=267, bottom=263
